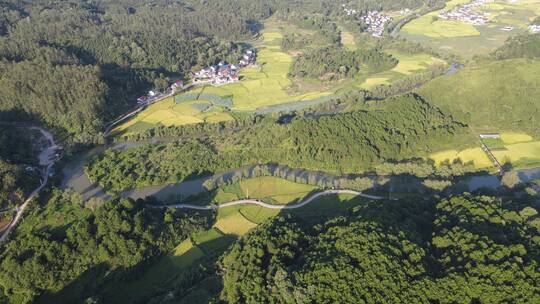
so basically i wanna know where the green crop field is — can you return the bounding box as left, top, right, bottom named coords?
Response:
left=501, top=132, right=533, bottom=144
left=400, top=0, right=540, bottom=57
left=360, top=52, right=446, bottom=89
left=239, top=176, right=317, bottom=204
left=212, top=176, right=318, bottom=205
left=103, top=238, right=205, bottom=303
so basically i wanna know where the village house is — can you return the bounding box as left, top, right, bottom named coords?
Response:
left=170, top=80, right=184, bottom=91
left=192, top=49, right=255, bottom=86
left=528, top=24, right=540, bottom=33
left=479, top=133, right=501, bottom=139
left=438, top=0, right=493, bottom=26
left=359, top=11, right=392, bottom=38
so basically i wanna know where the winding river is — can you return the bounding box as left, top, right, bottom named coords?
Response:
left=60, top=137, right=540, bottom=206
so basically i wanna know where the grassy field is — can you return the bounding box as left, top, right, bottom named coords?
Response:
left=212, top=176, right=318, bottom=205
left=418, top=59, right=540, bottom=137
left=360, top=52, right=446, bottom=89
left=103, top=238, right=206, bottom=303
left=400, top=0, right=540, bottom=57
left=492, top=140, right=540, bottom=169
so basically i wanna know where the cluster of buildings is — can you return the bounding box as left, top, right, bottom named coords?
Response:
left=399, top=8, right=412, bottom=15
left=341, top=4, right=358, bottom=16
left=192, top=49, right=256, bottom=86
left=137, top=80, right=183, bottom=106
left=438, top=0, right=493, bottom=25
left=341, top=5, right=392, bottom=38
left=359, top=11, right=392, bottom=38
left=528, top=24, right=540, bottom=33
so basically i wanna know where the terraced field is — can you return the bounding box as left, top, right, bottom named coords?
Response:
left=114, top=18, right=446, bottom=134
left=429, top=147, right=493, bottom=169
left=212, top=176, right=318, bottom=205
left=112, top=95, right=234, bottom=135
left=360, top=52, right=446, bottom=89
left=400, top=0, right=540, bottom=57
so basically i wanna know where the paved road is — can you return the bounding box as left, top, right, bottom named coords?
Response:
left=0, top=127, right=61, bottom=244
left=161, top=190, right=383, bottom=210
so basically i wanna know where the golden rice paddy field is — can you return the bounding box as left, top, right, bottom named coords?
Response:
left=400, top=0, right=540, bottom=57
left=429, top=132, right=540, bottom=170
left=115, top=18, right=446, bottom=134
left=111, top=96, right=233, bottom=134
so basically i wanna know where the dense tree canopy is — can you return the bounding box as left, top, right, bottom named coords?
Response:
left=0, top=190, right=211, bottom=303
left=289, top=46, right=398, bottom=79
left=491, top=34, right=540, bottom=60
left=220, top=194, right=540, bottom=303
left=87, top=93, right=465, bottom=191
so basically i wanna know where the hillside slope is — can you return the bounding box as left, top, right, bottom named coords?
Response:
left=417, top=59, right=540, bottom=137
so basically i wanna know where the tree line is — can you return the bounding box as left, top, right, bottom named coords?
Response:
left=220, top=194, right=540, bottom=303
left=87, top=93, right=467, bottom=191
left=289, top=46, right=398, bottom=79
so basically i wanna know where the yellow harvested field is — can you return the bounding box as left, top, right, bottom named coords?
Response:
left=360, top=77, right=390, bottom=89
left=429, top=147, right=493, bottom=169
left=112, top=95, right=233, bottom=134
left=391, top=53, right=446, bottom=75
left=214, top=212, right=257, bottom=236
left=500, top=132, right=533, bottom=144
left=402, top=0, right=480, bottom=38
left=492, top=141, right=540, bottom=164
left=173, top=239, right=196, bottom=256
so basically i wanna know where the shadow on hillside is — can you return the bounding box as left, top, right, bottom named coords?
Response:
left=41, top=165, right=540, bottom=303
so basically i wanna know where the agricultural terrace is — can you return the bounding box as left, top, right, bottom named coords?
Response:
left=115, top=17, right=449, bottom=135
left=111, top=94, right=234, bottom=134
left=111, top=183, right=368, bottom=302
left=190, top=18, right=333, bottom=111
left=359, top=52, right=446, bottom=89
left=429, top=132, right=540, bottom=170
left=400, top=0, right=540, bottom=57
left=212, top=176, right=318, bottom=205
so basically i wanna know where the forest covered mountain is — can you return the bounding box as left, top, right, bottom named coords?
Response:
left=1, top=0, right=540, bottom=303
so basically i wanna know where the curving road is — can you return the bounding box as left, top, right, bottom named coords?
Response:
left=160, top=189, right=383, bottom=210
left=0, top=127, right=61, bottom=244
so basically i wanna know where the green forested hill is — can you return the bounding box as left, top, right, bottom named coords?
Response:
left=417, top=59, right=540, bottom=136
left=491, top=34, right=540, bottom=60
left=220, top=194, right=540, bottom=303
left=0, top=190, right=211, bottom=303
left=0, top=0, right=270, bottom=143
left=87, top=94, right=466, bottom=191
